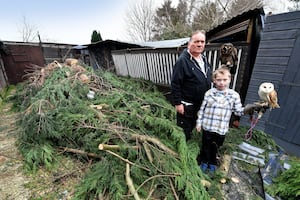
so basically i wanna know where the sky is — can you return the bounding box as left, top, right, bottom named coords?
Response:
left=0, top=0, right=170, bottom=45
left=0, top=0, right=294, bottom=45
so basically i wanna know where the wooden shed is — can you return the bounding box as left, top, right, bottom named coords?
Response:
left=0, top=42, right=45, bottom=85
left=88, top=40, right=142, bottom=71
left=0, top=41, right=78, bottom=86
left=240, top=10, right=300, bottom=156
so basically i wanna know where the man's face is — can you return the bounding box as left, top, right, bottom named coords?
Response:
left=188, top=33, right=206, bottom=55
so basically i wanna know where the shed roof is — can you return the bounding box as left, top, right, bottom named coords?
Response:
left=89, top=37, right=189, bottom=49
left=206, top=7, right=265, bottom=43
left=135, top=37, right=189, bottom=48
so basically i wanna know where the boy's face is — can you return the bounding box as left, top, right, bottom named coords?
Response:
left=213, top=72, right=231, bottom=91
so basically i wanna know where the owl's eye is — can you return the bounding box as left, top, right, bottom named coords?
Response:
left=263, top=86, right=266, bottom=88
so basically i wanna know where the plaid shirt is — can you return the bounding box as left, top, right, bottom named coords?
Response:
left=196, top=88, right=244, bottom=135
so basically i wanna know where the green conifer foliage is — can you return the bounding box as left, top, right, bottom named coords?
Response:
left=13, top=63, right=210, bottom=199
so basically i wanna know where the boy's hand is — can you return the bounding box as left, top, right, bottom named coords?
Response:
left=196, top=126, right=201, bottom=132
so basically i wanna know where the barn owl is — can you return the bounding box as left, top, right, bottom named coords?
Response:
left=258, top=82, right=280, bottom=109
left=219, top=43, right=238, bottom=74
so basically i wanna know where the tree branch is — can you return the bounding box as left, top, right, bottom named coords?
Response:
left=98, top=143, right=139, bottom=151
left=126, top=163, right=141, bottom=200
left=104, top=150, right=150, bottom=172
left=59, top=146, right=102, bottom=159
left=131, top=134, right=178, bottom=158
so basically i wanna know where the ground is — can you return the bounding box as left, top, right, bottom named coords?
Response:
left=221, top=159, right=264, bottom=199
left=0, top=103, right=31, bottom=199
left=0, top=103, right=85, bottom=200
left=0, top=102, right=265, bottom=200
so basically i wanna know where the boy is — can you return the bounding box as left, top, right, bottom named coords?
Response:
left=196, top=66, right=259, bottom=172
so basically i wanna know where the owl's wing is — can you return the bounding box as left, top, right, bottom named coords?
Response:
left=232, top=47, right=238, bottom=66
left=269, top=90, right=280, bottom=108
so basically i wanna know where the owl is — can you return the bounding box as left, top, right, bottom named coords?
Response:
left=258, top=82, right=280, bottom=109
left=219, top=43, right=238, bottom=74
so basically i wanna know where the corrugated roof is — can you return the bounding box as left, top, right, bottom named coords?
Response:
left=134, top=37, right=189, bottom=48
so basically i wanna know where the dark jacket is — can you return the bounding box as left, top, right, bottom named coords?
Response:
left=171, top=49, right=212, bottom=107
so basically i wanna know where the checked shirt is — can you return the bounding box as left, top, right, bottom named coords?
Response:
left=196, top=87, right=244, bottom=135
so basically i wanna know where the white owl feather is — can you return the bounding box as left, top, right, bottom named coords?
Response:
left=258, top=82, right=280, bottom=109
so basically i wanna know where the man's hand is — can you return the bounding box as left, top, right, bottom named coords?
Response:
left=175, top=104, right=184, bottom=115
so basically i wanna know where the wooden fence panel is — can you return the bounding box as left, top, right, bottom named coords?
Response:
left=112, top=44, right=248, bottom=88
left=112, top=54, right=128, bottom=76
left=113, top=49, right=180, bottom=86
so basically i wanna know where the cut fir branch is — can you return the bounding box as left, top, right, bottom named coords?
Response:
left=14, top=62, right=212, bottom=199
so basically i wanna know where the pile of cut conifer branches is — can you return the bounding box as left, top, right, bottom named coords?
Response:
left=13, top=59, right=211, bottom=200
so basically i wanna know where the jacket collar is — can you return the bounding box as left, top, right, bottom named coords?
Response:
left=187, top=49, right=202, bottom=61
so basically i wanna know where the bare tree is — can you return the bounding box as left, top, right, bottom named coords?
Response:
left=288, top=0, right=300, bottom=11
left=19, top=15, right=38, bottom=42
left=152, top=0, right=198, bottom=40
left=192, top=0, right=224, bottom=31
left=125, top=0, right=156, bottom=42
left=227, top=0, right=263, bottom=19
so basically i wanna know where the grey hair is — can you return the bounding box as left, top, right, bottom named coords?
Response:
left=189, top=30, right=206, bottom=41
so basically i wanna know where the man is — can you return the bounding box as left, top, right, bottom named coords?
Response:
left=171, top=30, right=212, bottom=141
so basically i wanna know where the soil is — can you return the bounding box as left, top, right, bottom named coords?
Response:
left=0, top=103, right=85, bottom=200
left=222, top=159, right=265, bottom=200
left=0, top=103, right=31, bottom=200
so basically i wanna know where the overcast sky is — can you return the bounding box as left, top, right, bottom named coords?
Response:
left=0, top=0, right=293, bottom=45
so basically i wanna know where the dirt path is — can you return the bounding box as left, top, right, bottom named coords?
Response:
left=0, top=103, right=31, bottom=200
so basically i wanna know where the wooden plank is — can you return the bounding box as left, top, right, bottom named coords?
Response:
left=256, top=48, right=292, bottom=57
left=255, top=56, right=289, bottom=65
left=166, top=53, right=173, bottom=85
left=261, top=30, right=298, bottom=40
left=138, top=53, right=144, bottom=79
left=160, top=53, right=166, bottom=85
left=127, top=54, right=135, bottom=77
left=130, top=54, right=136, bottom=78
left=250, top=64, right=286, bottom=74
left=259, top=39, right=296, bottom=49
left=146, top=53, right=153, bottom=82
left=140, top=53, right=147, bottom=79
left=264, top=19, right=300, bottom=32
left=158, top=53, right=163, bottom=84
left=139, top=54, right=143, bottom=79
left=164, top=53, right=170, bottom=85
left=232, top=49, right=242, bottom=90
left=154, top=53, right=160, bottom=83
left=266, top=11, right=300, bottom=24
left=150, top=53, right=157, bottom=82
